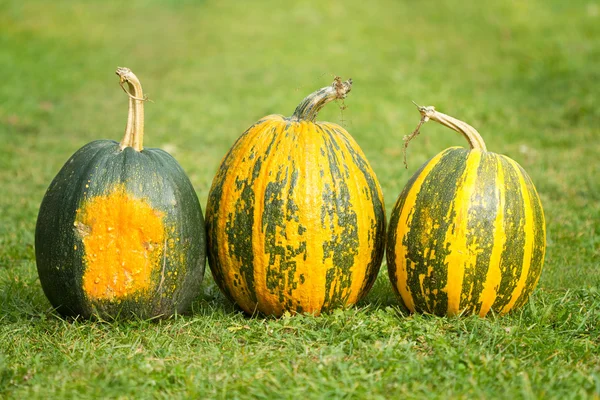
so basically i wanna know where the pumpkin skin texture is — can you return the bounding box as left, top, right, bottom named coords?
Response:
left=387, top=106, right=546, bottom=317
left=35, top=68, right=205, bottom=319
left=206, top=79, right=386, bottom=317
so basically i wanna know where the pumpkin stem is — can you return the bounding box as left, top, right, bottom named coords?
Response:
left=411, top=103, right=487, bottom=152
left=291, top=77, right=352, bottom=122
left=116, top=67, right=147, bottom=151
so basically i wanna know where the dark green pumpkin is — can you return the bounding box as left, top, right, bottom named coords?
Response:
left=35, top=68, right=205, bottom=319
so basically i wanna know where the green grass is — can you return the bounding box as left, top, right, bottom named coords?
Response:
left=1, top=0, right=599, bottom=398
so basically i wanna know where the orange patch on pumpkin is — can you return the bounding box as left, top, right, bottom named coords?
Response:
left=76, top=185, right=165, bottom=301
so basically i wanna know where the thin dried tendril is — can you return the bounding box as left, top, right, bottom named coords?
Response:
left=119, top=80, right=153, bottom=103
left=402, top=104, right=430, bottom=169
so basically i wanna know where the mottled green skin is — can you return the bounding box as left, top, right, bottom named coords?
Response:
left=206, top=118, right=386, bottom=316
left=206, top=120, right=269, bottom=307
left=387, top=149, right=460, bottom=314
left=35, top=140, right=206, bottom=319
left=324, top=125, right=386, bottom=302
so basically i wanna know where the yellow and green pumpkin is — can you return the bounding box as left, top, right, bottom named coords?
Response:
left=35, top=68, right=206, bottom=319
left=206, top=78, right=386, bottom=316
left=387, top=105, right=546, bottom=317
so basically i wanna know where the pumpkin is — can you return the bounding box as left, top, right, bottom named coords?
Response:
left=387, top=105, right=546, bottom=317
left=35, top=67, right=206, bottom=319
left=205, top=78, right=386, bottom=316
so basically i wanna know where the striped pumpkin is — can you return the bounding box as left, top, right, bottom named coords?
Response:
left=387, top=106, right=546, bottom=317
left=206, top=78, right=386, bottom=316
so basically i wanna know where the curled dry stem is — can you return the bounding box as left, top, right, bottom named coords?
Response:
left=291, top=76, right=352, bottom=122
left=402, top=102, right=487, bottom=168
left=119, top=80, right=152, bottom=103
left=402, top=102, right=432, bottom=169
left=116, top=67, right=147, bottom=151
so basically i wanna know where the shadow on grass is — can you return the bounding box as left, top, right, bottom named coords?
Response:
left=177, top=268, right=409, bottom=323
left=193, top=270, right=408, bottom=321
left=188, top=277, right=240, bottom=318
left=0, top=260, right=54, bottom=324
left=0, top=260, right=242, bottom=325
left=9, top=259, right=596, bottom=333
left=357, top=271, right=402, bottom=310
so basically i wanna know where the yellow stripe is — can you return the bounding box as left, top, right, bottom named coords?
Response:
left=217, top=117, right=282, bottom=314
left=252, top=119, right=288, bottom=316
left=478, top=155, right=506, bottom=316
left=501, top=158, right=535, bottom=314
left=522, top=176, right=547, bottom=302
left=279, top=120, right=329, bottom=314
left=442, top=150, right=482, bottom=316
left=330, top=124, right=382, bottom=305
left=213, top=134, right=252, bottom=311
left=392, top=148, right=452, bottom=312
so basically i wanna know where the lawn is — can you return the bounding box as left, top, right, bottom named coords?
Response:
left=1, top=0, right=599, bottom=398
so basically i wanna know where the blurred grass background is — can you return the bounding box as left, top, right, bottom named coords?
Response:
left=0, top=0, right=599, bottom=398
left=1, top=0, right=598, bottom=289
